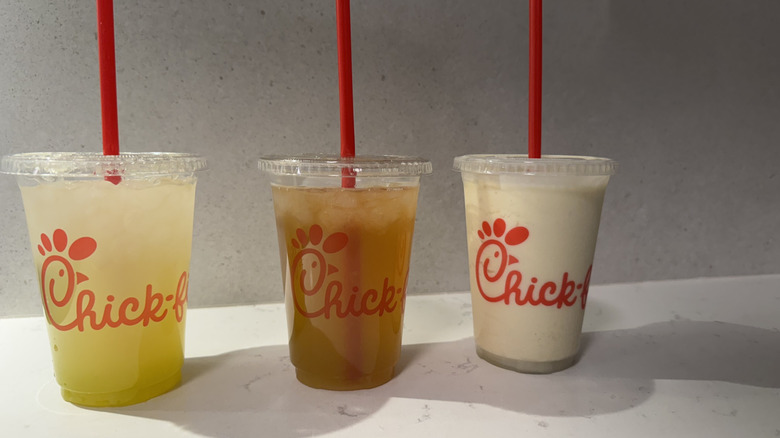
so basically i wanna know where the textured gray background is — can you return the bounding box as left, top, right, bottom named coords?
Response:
left=1, top=1, right=778, bottom=317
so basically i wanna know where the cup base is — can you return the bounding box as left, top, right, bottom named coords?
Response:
left=476, top=346, right=576, bottom=374
left=295, top=366, right=395, bottom=391
left=61, top=370, right=181, bottom=407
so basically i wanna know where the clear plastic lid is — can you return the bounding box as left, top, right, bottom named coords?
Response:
left=258, top=154, right=433, bottom=177
left=453, top=154, right=617, bottom=176
left=0, top=152, right=208, bottom=177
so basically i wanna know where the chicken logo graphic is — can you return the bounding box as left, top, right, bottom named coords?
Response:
left=289, top=224, right=403, bottom=319
left=474, top=218, right=591, bottom=309
left=37, top=229, right=188, bottom=331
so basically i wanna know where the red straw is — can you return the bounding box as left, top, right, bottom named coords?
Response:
left=336, top=0, right=356, bottom=188
left=335, top=0, right=361, bottom=385
left=97, top=0, right=119, bottom=156
left=528, top=0, right=542, bottom=159
left=97, top=0, right=121, bottom=184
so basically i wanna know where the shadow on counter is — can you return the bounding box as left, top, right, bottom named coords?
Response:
left=94, top=318, right=780, bottom=438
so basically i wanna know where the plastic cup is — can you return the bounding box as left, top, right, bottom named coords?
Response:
left=1, top=152, right=207, bottom=406
left=259, top=154, right=432, bottom=390
left=453, top=154, right=616, bottom=373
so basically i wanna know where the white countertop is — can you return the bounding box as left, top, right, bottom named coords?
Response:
left=2, top=275, right=779, bottom=437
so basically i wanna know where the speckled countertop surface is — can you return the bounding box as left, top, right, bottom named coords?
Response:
left=2, top=275, right=779, bottom=437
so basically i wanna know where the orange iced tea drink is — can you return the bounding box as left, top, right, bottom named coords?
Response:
left=272, top=185, right=420, bottom=390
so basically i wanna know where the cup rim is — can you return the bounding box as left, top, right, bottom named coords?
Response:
left=453, top=154, right=617, bottom=176
left=258, top=154, right=433, bottom=177
left=0, top=152, right=208, bottom=177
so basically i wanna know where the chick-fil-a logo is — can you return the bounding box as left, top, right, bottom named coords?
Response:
left=475, top=218, right=591, bottom=309
left=289, top=225, right=403, bottom=319
left=37, top=229, right=188, bottom=332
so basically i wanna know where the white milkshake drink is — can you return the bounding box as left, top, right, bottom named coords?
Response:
left=454, top=155, right=616, bottom=373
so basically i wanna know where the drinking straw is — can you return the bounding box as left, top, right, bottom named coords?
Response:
left=336, top=0, right=361, bottom=385
left=336, top=0, right=356, bottom=188
left=528, top=0, right=542, bottom=159
left=97, top=0, right=121, bottom=183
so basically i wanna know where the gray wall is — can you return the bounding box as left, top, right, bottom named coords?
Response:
left=1, top=0, right=778, bottom=317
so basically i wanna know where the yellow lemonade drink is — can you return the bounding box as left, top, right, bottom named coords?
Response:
left=3, top=152, right=205, bottom=406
